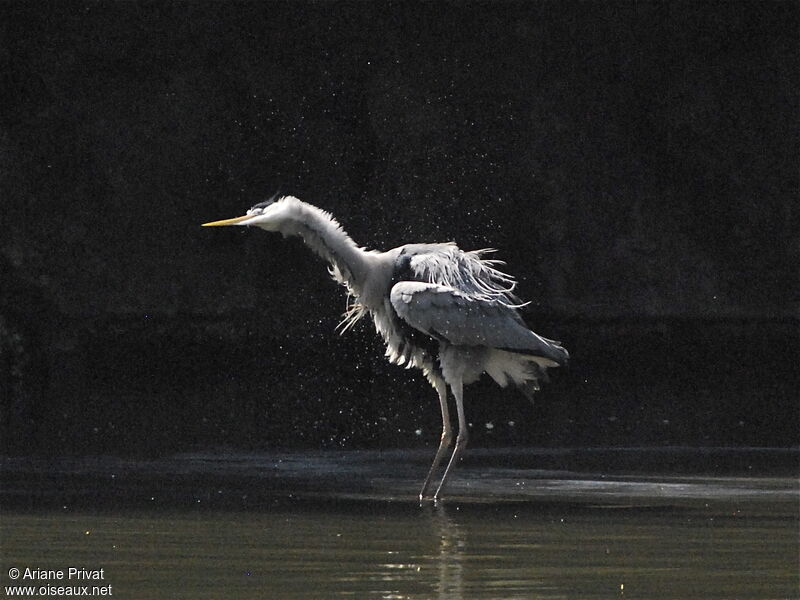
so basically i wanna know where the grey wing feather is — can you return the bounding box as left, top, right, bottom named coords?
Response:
left=389, top=281, right=568, bottom=365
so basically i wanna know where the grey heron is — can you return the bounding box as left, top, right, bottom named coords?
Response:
left=203, top=195, right=568, bottom=501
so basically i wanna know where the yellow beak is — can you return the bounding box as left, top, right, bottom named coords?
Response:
left=201, top=215, right=252, bottom=227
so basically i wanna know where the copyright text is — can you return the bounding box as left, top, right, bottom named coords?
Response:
left=5, top=567, right=112, bottom=597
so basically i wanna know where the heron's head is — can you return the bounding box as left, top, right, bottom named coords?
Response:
left=201, top=194, right=291, bottom=231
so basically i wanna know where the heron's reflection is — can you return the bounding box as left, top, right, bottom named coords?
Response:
left=425, top=503, right=466, bottom=599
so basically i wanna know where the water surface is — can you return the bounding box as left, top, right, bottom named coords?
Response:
left=2, top=449, right=797, bottom=599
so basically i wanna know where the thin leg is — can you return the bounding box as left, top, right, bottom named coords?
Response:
left=434, top=378, right=467, bottom=501
left=418, top=377, right=452, bottom=502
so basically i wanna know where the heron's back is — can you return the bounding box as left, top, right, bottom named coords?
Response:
left=381, top=243, right=568, bottom=395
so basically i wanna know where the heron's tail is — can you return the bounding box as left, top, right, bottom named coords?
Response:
left=484, top=348, right=563, bottom=404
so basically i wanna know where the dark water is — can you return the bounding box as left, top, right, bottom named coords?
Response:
left=1, top=449, right=798, bottom=599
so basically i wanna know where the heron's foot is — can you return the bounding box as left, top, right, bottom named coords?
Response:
left=418, top=481, right=431, bottom=504
left=418, top=487, right=436, bottom=505
left=418, top=484, right=444, bottom=504
left=418, top=494, right=441, bottom=506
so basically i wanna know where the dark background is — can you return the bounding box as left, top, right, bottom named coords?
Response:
left=1, top=2, right=797, bottom=456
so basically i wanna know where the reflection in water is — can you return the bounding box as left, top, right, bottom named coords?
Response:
left=430, top=505, right=464, bottom=600
left=360, top=505, right=466, bottom=599
left=2, top=499, right=798, bottom=599
left=365, top=504, right=467, bottom=599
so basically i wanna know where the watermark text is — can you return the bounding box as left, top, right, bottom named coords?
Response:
left=5, top=567, right=112, bottom=597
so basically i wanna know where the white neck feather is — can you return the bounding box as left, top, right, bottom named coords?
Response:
left=275, top=198, right=370, bottom=292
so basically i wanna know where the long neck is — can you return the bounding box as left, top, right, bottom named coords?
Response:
left=278, top=200, right=370, bottom=292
